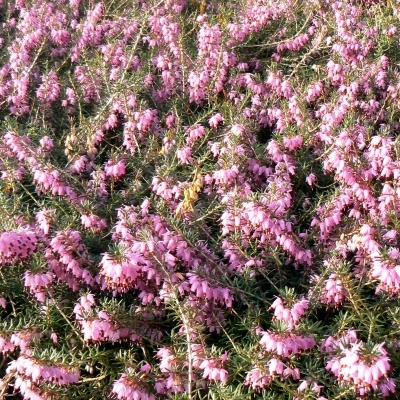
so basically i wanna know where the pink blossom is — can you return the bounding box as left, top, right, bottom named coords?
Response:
left=324, top=332, right=394, bottom=397
left=36, top=71, right=60, bottom=104
left=209, top=113, right=223, bottom=128
left=177, top=146, right=192, bottom=165
left=186, top=124, right=206, bottom=146
left=112, top=373, right=155, bottom=400
left=259, top=330, right=316, bottom=356
left=306, top=173, right=316, bottom=186
left=0, top=229, right=38, bottom=266
left=283, top=135, right=303, bottom=151
left=23, top=271, right=54, bottom=302
left=104, top=159, right=126, bottom=179
left=270, top=297, right=309, bottom=328
left=0, top=297, right=6, bottom=309
left=244, top=367, right=271, bottom=390
left=81, top=214, right=108, bottom=232
left=38, top=136, right=54, bottom=154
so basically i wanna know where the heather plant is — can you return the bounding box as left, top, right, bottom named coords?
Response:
left=1, top=0, right=400, bottom=399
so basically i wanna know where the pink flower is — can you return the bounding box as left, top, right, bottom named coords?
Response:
left=268, top=358, right=284, bottom=375
left=7, top=355, right=79, bottom=386
left=0, top=335, right=15, bottom=354
left=319, top=273, right=348, bottom=308
left=270, top=297, right=309, bottom=328
left=81, top=214, right=108, bottom=232
left=324, top=332, right=394, bottom=397
left=80, top=294, right=96, bottom=310
left=259, top=330, right=316, bottom=356
left=36, top=71, right=60, bottom=104
left=99, top=250, right=150, bottom=293
left=199, top=352, right=229, bottom=383
left=24, top=271, right=54, bottom=302
left=209, top=113, right=223, bottom=128
left=0, top=298, right=6, bottom=309
left=166, top=114, right=176, bottom=128
left=297, top=379, right=309, bottom=392
left=112, top=373, right=155, bottom=400
left=306, top=173, right=316, bottom=186
left=383, top=230, right=397, bottom=244
left=104, top=159, right=126, bottom=179
left=244, top=367, right=271, bottom=390
left=177, top=146, right=192, bottom=165
left=140, top=363, right=152, bottom=373
left=283, top=135, right=303, bottom=151
left=156, top=347, right=175, bottom=373
left=0, top=229, right=38, bottom=266
left=38, top=136, right=54, bottom=154
left=186, top=124, right=206, bottom=146
left=45, top=332, right=57, bottom=346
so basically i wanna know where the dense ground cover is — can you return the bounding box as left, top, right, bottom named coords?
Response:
left=1, top=0, right=400, bottom=398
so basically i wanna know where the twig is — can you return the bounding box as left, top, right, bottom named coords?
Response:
left=48, top=293, right=85, bottom=344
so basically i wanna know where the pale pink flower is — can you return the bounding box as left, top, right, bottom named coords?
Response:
left=166, top=114, right=176, bottom=128
left=112, top=373, right=155, bottom=400
left=244, top=367, right=271, bottom=390
left=104, top=159, right=126, bottom=179
left=36, top=71, right=60, bottom=104
left=209, top=113, right=223, bottom=128
left=177, top=146, right=192, bottom=165
left=81, top=214, right=108, bottom=232
left=270, top=297, right=309, bottom=328
left=50, top=332, right=58, bottom=343
left=383, top=230, right=397, bottom=244
left=324, top=332, right=394, bottom=397
left=38, top=136, right=54, bottom=154
left=283, top=135, right=303, bottom=151
left=0, top=297, right=6, bottom=308
left=306, top=173, right=316, bottom=186
left=186, top=124, right=206, bottom=146
left=23, top=271, right=54, bottom=302
left=199, top=352, right=229, bottom=383
left=259, top=330, right=316, bottom=356
left=319, top=273, right=348, bottom=308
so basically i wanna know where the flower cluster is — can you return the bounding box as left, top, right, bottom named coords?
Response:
left=0, top=229, right=38, bottom=266
left=45, top=230, right=95, bottom=290
left=270, top=296, right=309, bottom=329
left=319, top=273, right=348, bottom=308
left=323, top=331, right=395, bottom=397
left=23, top=271, right=54, bottom=302
left=112, top=371, right=155, bottom=400
left=259, top=330, right=316, bottom=357
left=73, top=294, right=140, bottom=343
left=7, top=356, right=79, bottom=386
